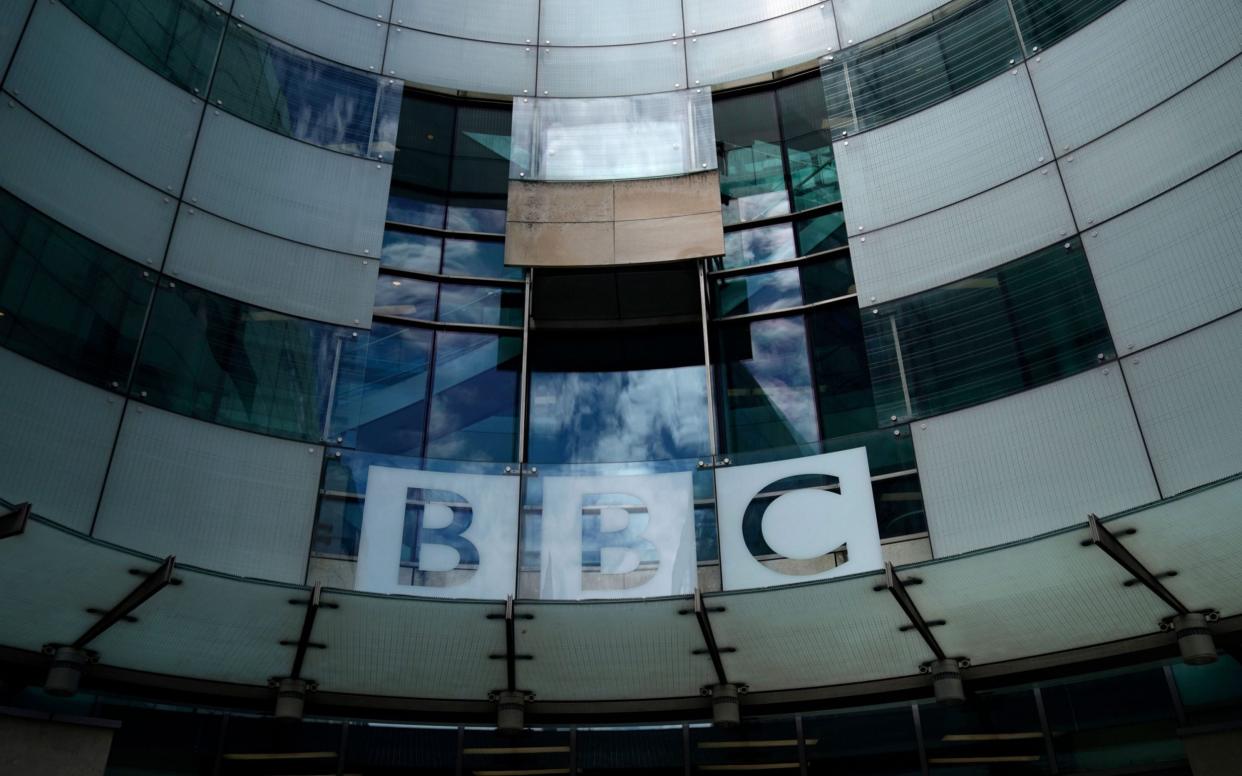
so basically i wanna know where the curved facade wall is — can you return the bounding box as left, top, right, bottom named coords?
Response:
left=0, top=0, right=1241, bottom=731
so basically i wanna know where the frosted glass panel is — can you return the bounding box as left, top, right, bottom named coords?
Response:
left=0, top=0, right=33, bottom=73
left=393, top=0, right=538, bottom=44
left=0, top=101, right=175, bottom=267
left=688, top=4, right=837, bottom=87
left=1028, top=0, right=1242, bottom=152
left=1087, top=153, right=1242, bottom=352
left=716, top=448, right=883, bottom=590
left=94, top=405, right=322, bottom=583
left=183, top=110, right=390, bottom=256
left=165, top=208, right=377, bottom=327
left=520, top=598, right=715, bottom=699
left=509, top=89, right=716, bottom=180
left=0, top=349, right=121, bottom=533
left=683, top=0, right=821, bottom=36
left=833, top=71, right=1050, bottom=231
left=834, top=0, right=951, bottom=46
left=355, top=465, right=519, bottom=599
left=386, top=28, right=535, bottom=95
left=232, top=0, right=386, bottom=71
left=1058, top=55, right=1242, bottom=227
left=1124, top=314, right=1242, bottom=496
left=913, top=369, right=1159, bottom=557
left=852, top=164, right=1075, bottom=303
left=538, top=40, right=687, bottom=97
left=6, top=0, right=201, bottom=192
left=540, top=0, right=683, bottom=46
left=321, top=0, right=389, bottom=18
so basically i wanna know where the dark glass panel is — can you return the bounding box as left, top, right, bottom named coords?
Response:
left=210, top=21, right=399, bottom=156
left=442, top=237, right=521, bottom=280
left=132, top=280, right=366, bottom=441
left=714, top=91, right=790, bottom=225
left=807, top=302, right=874, bottom=438
left=462, top=728, right=571, bottom=775
left=1042, top=668, right=1184, bottom=772
left=447, top=104, right=512, bottom=234
left=353, top=323, right=433, bottom=457
left=1011, top=0, right=1127, bottom=53
left=873, top=472, right=927, bottom=539
left=722, top=222, right=796, bottom=270
left=715, top=315, right=819, bottom=454
left=219, top=716, right=342, bottom=776
left=800, top=253, right=855, bottom=301
left=804, top=704, right=922, bottom=775
left=865, top=239, right=1114, bottom=422
left=823, top=0, right=1022, bottom=137
left=381, top=230, right=442, bottom=274
left=919, top=689, right=1050, bottom=774
left=779, top=76, right=839, bottom=211
left=0, top=189, right=151, bottom=387
left=579, top=725, right=684, bottom=775
left=388, top=95, right=454, bottom=228
left=714, top=266, right=803, bottom=318
left=690, top=717, right=800, bottom=770
left=796, top=210, right=848, bottom=256
left=342, top=722, right=458, bottom=775
left=1171, top=656, right=1242, bottom=726
left=424, top=330, right=521, bottom=461
left=373, top=275, right=437, bottom=320
left=61, top=0, right=224, bottom=94
left=437, top=283, right=523, bottom=327
left=100, top=704, right=223, bottom=775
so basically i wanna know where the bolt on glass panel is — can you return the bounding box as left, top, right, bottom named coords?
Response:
left=1010, top=0, right=1128, bottom=54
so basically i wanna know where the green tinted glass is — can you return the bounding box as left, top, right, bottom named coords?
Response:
left=132, top=280, right=366, bottom=441
left=865, top=238, right=1115, bottom=421
left=0, top=188, right=152, bottom=387
left=1011, top=0, right=1127, bottom=53
left=61, top=0, right=225, bottom=94
left=823, top=0, right=1021, bottom=137
left=714, top=91, right=790, bottom=225
left=807, top=302, right=874, bottom=438
left=778, top=76, right=839, bottom=210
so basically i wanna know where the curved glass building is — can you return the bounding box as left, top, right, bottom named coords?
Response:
left=1, top=0, right=1241, bottom=772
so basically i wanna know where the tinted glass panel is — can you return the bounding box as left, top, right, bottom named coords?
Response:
left=691, top=717, right=799, bottom=770
left=211, top=21, right=400, bottom=157
left=715, top=315, right=819, bottom=454
left=62, top=0, right=224, bottom=94
left=715, top=91, right=790, bottom=225
left=425, top=330, right=521, bottom=461
left=804, top=704, right=921, bottom=775
left=919, top=689, right=1049, bottom=773
left=382, top=230, right=442, bottom=274
left=1011, top=0, right=1127, bottom=52
left=373, top=275, right=437, bottom=320
left=873, top=472, right=926, bottom=539
left=712, top=255, right=854, bottom=318
left=351, top=323, right=433, bottom=457
left=722, top=222, right=796, bottom=270
left=796, top=210, right=849, bottom=256
left=579, top=726, right=684, bottom=775
left=865, top=238, right=1114, bottom=421
left=342, top=722, right=458, bottom=775
left=823, top=0, right=1021, bottom=137
left=1171, top=656, right=1242, bottom=726
left=808, top=302, right=874, bottom=437
left=388, top=95, right=454, bottom=228
left=779, top=76, right=840, bottom=211
left=437, top=283, right=523, bottom=327
left=447, top=105, right=512, bottom=234
left=442, top=237, right=521, bottom=280
left=0, top=189, right=151, bottom=388
left=133, top=280, right=366, bottom=441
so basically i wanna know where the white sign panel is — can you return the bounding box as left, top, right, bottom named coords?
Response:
left=539, top=471, right=697, bottom=600
left=716, top=448, right=882, bottom=590
left=356, top=465, right=519, bottom=599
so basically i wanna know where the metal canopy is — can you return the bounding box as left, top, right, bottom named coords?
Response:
left=0, top=474, right=1239, bottom=715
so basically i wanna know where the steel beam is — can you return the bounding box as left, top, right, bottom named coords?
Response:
left=1087, top=514, right=1189, bottom=615
left=72, top=556, right=175, bottom=649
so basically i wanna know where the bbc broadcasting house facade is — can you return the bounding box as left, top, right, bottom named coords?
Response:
left=1, top=0, right=1242, bottom=772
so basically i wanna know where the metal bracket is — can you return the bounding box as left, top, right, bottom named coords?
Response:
left=70, top=556, right=176, bottom=650
left=486, top=596, right=531, bottom=692
left=883, top=562, right=952, bottom=663
left=684, top=589, right=732, bottom=685
left=283, top=583, right=329, bottom=681
left=1086, top=514, right=1193, bottom=615
left=0, top=502, right=30, bottom=539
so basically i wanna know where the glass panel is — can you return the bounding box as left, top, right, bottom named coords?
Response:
left=539, top=0, right=684, bottom=46
left=535, top=39, right=688, bottom=99
left=100, top=704, right=224, bottom=775
left=509, top=89, right=716, bottom=181
left=714, top=266, right=803, bottom=318
left=210, top=21, right=400, bottom=157
left=381, top=230, right=442, bottom=274
left=803, top=704, right=922, bottom=775
left=873, top=472, right=926, bottom=539
left=1172, top=656, right=1242, bottom=726
left=779, top=75, right=840, bottom=210
left=687, top=2, right=838, bottom=88
left=579, top=725, right=684, bottom=775
left=1042, top=667, right=1184, bottom=772
left=714, top=315, right=818, bottom=454
left=342, top=723, right=458, bottom=776
left=865, top=238, right=1115, bottom=422
left=351, top=322, right=433, bottom=457
left=219, top=716, right=342, bottom=775
left=60, top=0, right=224, bottom=94
left=807, top=302, right=873, bottom=437
left=1011, top=0, right=1127, bottom=53
left=388, top=94, right=454, bottom=229
left=437, top=282, right=523, bottom=327
left=425, top=330, right=521, bottom=461
left=715, top=91, right=789, bottom=225
left=442, top=237, right=521, bottom=279
left=132, top=280, right=366, bottom=442
left=373, top=274, right=438, bottom=320
left=822, top=0, right=1022, bottom=138
left=801, top=253, right=855, bottom=300
left=462, top=728, right=571, bottom=775
left=796, top=210, right=848, bottom=255
left=0, top=188, right=151, bottom=388
left=919, top=689, right=1050, bottom=774
left=722, top=222, right=796, bottom=270
left=690, top=717, right=800, bottom=771
left=447, top=104, right=511, bottom=234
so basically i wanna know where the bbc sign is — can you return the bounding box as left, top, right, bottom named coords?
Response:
left=355, top=448, right=882, bottom=599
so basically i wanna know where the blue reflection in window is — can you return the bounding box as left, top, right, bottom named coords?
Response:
left=353, top=324, right=433, bottom=457
left=382, top=231, right=442, bottom=274
left=425, top=331, right=521, bottom=462
left=722, top=222, right=797, bottom=270
left=443, top=238, right=521, bottom=280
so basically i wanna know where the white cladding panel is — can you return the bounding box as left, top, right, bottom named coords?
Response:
left=537, top=40, right=687, bottom=98
left=233, top=0, right=387, bottom=72
left=393, top=0, right=539, bottom=45
left=94, top=405, right=322, bottom=584
left=687, top=3, right=838, bottom=87
left=539, top=0, right=683, bottom=46
left=834, top=0, right=950, bottom=47
left=385, top=28, right=536, bottom=96
left=913, top=369, right=1159, bottom=557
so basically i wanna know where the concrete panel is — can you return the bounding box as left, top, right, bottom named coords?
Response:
left=615, top=211, right=724, bottom=264
left=507, top=180, right=614, bottom=223
left=94, top=404, right=322, bottom=583
left=0, top=714, right=114, bottom=776
left=6, top=0, right=202, bottom=193
left=614, top=171, right=721, bottom=220
left=914, top=368, right=1159, bottom=557
left=505, top=220, right=615, bottom=266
